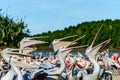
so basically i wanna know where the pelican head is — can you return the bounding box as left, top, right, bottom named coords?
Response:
left=59, top=45, right=88, bottom=58
left=58, top=47, right=73, bottom=54
left=19, top=37, right=48, bottom=53
left=0, top=48, right=19, bottom=63
left=85, top=25, right=104, bottom=56
left=9, top=55, right=19, bottom=62
left=20, top=37, right=48, bottom=47
left=50, top=35, right=86, bottom=52
left=0, top=48, right=33, bottom=59
left=1, top=48, right=19, bottom=54
left=85, top=39, right=111, bottom=58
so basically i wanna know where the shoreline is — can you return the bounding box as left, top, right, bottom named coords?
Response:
left=37, top=47, right=120, bottom=52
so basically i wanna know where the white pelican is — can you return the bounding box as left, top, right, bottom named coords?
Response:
left=45, top=46, right=73, bottom=80
left=67, top=56, right=76, bottom=80
left=31, top=46, right=81, bottom=80
left=19, top=36, right=48, bottom=64
left=1, top=48, right=19, bottom=63
left=1, top=56, right=38, bottom=80
left=0, top=48, right=38, bottom=80
left=1, top=55, right=22, bottom=80
left=30, top=46, right=71, bottom=80
left=83, top=25, right=111, bottom=80
left=45, top=46, right=84, bottom=80
left=84, top=39, right=111, bottom=80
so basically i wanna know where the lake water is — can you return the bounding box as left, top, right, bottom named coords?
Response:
left=31, top=51, right=120, bottom=57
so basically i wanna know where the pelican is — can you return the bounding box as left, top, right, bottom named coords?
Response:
left=0, top=48, right=38, bottom=80
left=1, top=55, right=22, bottom=80
left=83, top=25, right=111, bottom=80
left=46, top=46, right=86, bottom=80
left=45, top=46, right=73, bottom=80
left=31, top=46, right=81, bottom=80
left=48, top=35, right=87, bottom=80
left=30, top=46, right=72, bottom=80
left=66, top=56, right=76, bottom=80
left=1, top=48, right=19, bottom=63
left=37, top=35, right=84, bottom=70
left=84, top=39, right=111, bottom=80
left=95, top=50, right=117, bottom=70
left=0, top=48, right=19, bottom=80
left=18, top=36, right=49, bottom=64
left=0, top=48, right=19, bottom=79
left=95, top=51, right=114, bottom=80
left=1, top=56, right=38, bottom=80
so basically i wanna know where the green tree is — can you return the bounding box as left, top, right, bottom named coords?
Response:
left=34, top=19, right=120, bottom=50
left=0, top=11, right=30, bottom=49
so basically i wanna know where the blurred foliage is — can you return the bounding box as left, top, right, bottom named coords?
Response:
left=0, top=10, right=29, bottom=49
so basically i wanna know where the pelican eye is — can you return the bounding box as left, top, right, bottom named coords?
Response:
left=8, top=48, right=11, bottom=50
left=13, top=56, right=18, bottom=59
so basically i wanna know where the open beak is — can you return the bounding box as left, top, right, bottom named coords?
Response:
left=23, top=47, right=36, bottom=54
left=12, top=61, right=38, bottom=69
left=50, top=35, right=86, bottom=52
left=65, top=35, right=86, bottom=47
left=86, top=39, right=111, bottom=57
left=29, top=36, right=49, bottom=39
left=8, top=52, right=33, bottom=57
left=57, top=35, right=77, bottom=41
left=69, top=45, right=88, bottom=49
left=62, top=45, right=88, bottom=55
left=90, top=25, right=103, bottom=48
left=62, top=47, right=73, bottom=53
left=9, top=49, right=20, bottom=53
left=60, top=47, right=73, bottom=58
left=61, top=45, right=88, bottom=58
left=49, top=35, right=77, bottom=52
left=11, top=49, right=19, bottom=51
left=23, top=40, right=48, bottom=48
left=85, top=25, right=105, bottom=57
left=49, top=42, right=53, bottom=48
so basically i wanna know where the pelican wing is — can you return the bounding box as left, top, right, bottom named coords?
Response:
left=7, top=53, right=32, bottom=57
left=12, top=61, right=38, bottom=69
